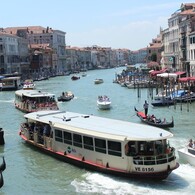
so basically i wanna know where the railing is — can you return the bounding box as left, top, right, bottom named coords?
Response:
left=133, top=148, right=176, bottom=165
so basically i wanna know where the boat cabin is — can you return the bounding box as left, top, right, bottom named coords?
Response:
left=0, top=76, right=22, bottom=91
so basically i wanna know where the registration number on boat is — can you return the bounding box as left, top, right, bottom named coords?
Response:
left=135, top=167, right=154, bottom=172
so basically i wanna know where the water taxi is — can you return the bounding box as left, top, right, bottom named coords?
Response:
left=19, top=110, right=179, bottom=180
left=15, top=90, right=59, bottom=113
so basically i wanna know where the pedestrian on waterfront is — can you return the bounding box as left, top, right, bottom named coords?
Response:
left=143, top=100, right=149, bottom=116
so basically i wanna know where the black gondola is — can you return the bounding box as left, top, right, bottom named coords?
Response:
left=0, top=156, right=6, bottom=172
left=134, top=107, right=174, bottom=129
left=0, top=171, right=4, bottom=188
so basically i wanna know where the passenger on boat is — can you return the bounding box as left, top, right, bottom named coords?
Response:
left=193, top=141, right=195, bottom=149
left=189, top=139, right=193, bottom=147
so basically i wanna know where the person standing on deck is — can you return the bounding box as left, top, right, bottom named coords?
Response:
left=143, top=100, right=149, bottom=117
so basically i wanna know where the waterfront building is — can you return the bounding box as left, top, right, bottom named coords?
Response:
left=129, top=48, right=147, bottom=65
left=189, top=32, right=195, bottom=76
left=4, top=26, right=66, bottom=74
left=162, top=3, right=195, bottom=75
left=66, top=46, right=92, bottom=71
left=0, top=30, right=29, bottom=75
left=146, top=33, right=162, bottom=69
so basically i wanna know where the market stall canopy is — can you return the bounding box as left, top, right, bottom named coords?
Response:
left=149, top=68, right=168, bottom=76
left=157, top=73, right=177, bottom=78
left=175, top=71, right=186, bottom=76
left=178, top=77, right=195, bottom=82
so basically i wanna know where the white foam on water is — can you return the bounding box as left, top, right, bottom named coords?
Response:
left=71, top=164, right=195, bottom=195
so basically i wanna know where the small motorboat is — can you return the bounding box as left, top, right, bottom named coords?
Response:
left=58, top=91, right=74, bottom=102
left=71, top=75, right=80, bottom=80
left=151, top=96, right=174, bottom=107
left=94, top=78, right=104, bottom=84
left=22, top=79, right=36, bottom=90
left=134, top=107, right=174, bottom=128
left=178, top=142, right=195, bottom=166
left=97, top=95, right=111, bottom=110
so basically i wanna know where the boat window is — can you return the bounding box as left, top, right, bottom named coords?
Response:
left=108, top=141, right=121, bottom=157
left=73, top=134, right=82, bottom=148
left=83, top=136, right=94, bottom=151
left=125, top=141, right=136, bottom=156
left=95, top=138, right=106, bottom=154
left=55, top=129, right=63, bottom=142
left=63, top=131, right=72, bottom=145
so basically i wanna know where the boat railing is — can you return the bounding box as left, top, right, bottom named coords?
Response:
left=133, top=147, right=176, bottom=165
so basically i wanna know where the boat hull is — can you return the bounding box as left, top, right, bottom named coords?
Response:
left=97, top=102, right=111, bottom=110
left=178, top=147, right=195, bottom=166
left=20, top=135, right=178, bottom=180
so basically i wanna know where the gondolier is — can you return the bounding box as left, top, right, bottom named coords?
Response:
left=143, top=100, right=149, bottom=116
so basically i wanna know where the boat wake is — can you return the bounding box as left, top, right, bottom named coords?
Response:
left=0, top=99, right=14, bottom=103
left=71, top=165, right=195, bottom=194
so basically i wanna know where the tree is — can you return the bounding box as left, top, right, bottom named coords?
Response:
left=151, top=53, right=157, bottom=62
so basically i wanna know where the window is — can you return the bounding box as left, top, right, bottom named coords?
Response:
left=63, top=131, right=72, bottom=145
left=95, top=138, right=106, bottom=154
left=108, top=141, right=121, bottom=157
left=73, top=134, right=82, bottom=148
left=83, top=136, right=94, bottom=150
left=55, top=129, right=63, bottom=142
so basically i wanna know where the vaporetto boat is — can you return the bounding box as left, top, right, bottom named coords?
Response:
left=19, top=110, right=179, bottom=180
left=15, top=89, right=59, bottom=113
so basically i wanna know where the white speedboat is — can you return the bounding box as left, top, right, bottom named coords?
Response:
left=23, top=79, right=36, bottom=90
left=97, top=95, right=111, bottom=110
left=178, top=146, right=195, bottom=166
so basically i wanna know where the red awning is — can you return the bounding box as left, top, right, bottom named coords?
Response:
left=178, top=77, right=195, bottom=82
left=175, top=71, right=186, bottom=75
left=150, top=68, right=167, bottom=76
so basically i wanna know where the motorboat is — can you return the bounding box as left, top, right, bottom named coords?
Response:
left=171, top=89, right=195, bottom=102
left=97, top=95, right=111, bottom=110
left=22, top=79, right=36, bottom=90
left=58, top=91, right=74, bottom=102
left=71, top=75, right=80, bottom=80
left=94, top=79, right=104, bottom=84
left=151, top=96, right=174, bottom=107
left=178, top=145, right=195, bottom=166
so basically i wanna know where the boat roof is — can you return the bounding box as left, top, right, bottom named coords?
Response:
left=2, top=76, right=21, bottom=80
left=15, top=89, right=56, bottom=97
left=24, top=110, right=173, bottom=141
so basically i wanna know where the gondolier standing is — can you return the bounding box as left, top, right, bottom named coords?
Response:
left=143, top=100, right=149, bottom=116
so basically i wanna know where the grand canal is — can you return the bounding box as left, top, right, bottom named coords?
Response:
left=1, top=67, right=195, bottom=194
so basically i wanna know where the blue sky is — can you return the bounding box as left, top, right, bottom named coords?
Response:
left=0, top=0, right=190, bottom=50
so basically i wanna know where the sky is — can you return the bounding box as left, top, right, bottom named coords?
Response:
left=0, top=0, right=191, bottom=50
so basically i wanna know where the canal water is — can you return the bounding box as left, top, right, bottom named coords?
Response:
left=0, top=67, right=195, bottom=194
